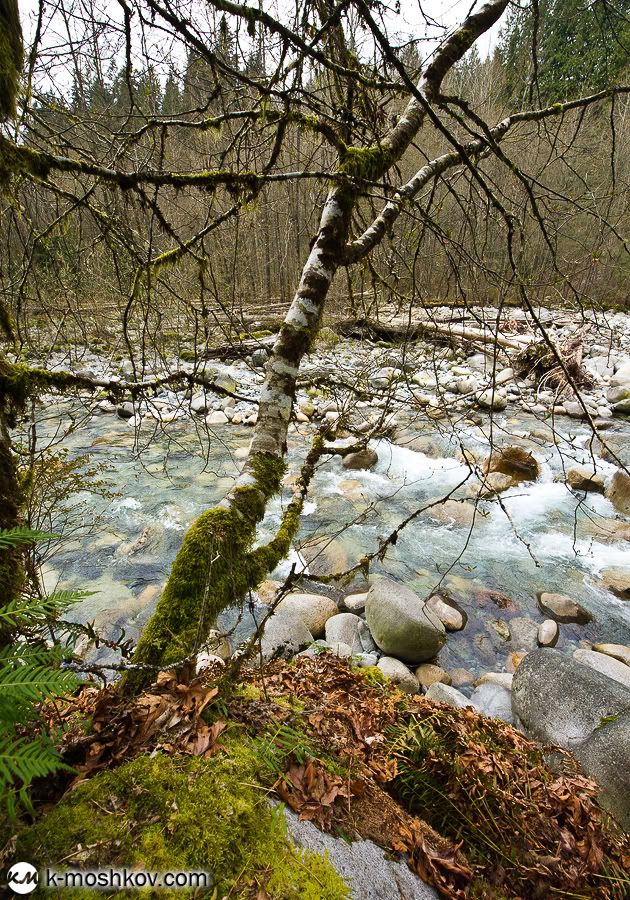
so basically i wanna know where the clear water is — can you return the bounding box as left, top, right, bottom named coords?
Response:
left=37, top=398, right=630, bottom=677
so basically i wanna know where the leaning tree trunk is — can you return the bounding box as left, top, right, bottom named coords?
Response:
left=123, top=0, right=509, bottom=695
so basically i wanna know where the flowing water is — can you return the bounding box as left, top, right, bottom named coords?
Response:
left=38, top=395, right=630, bottom=678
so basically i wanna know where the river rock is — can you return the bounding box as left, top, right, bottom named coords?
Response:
left=251, top=348, right=268, bottom=369
left=574, top=710, right=630, bottom=830
left=261, top=613, right=313, bottom=661
left=328, top=641, right=354, bottom=659
left=605, top=469, right=630, bottom=514
left=325, top=613, right=363, bottom=652
left=537, top=619, right=559, bottom=647
left=456, top=376, right=479, bottom=395
left=495, top=367, right=514, bottom=385
left=592, top=643, right=630, bottom=667
left=190, top=394, right=210, bottom=414
left=256, top=579, right=281, bottom=604
left=598, top=567, right=630, bottom=600
left=512, top=649, right=630, bottom=828
left=477, top=389, right=507, bottom=411
left=468, top=683, right=514, bottom=724
left=512, top=648, right=630, bottom=748
left=476, top=472, right=515, bottom=498
left=536, top=592, right=592, bottom=624
left=276, top=593, right=338, bottom=638
left=573, top=648, right=630, bottom=689
left=426, top=594, right=466, bottom=631
left=206, top=410, right=229, bottom=425
left=354, top=652, right=378, bottom=668
left=357, top=619, right=378, bottom=653
left=508, top=616, right=539, bottom=650
left=474, top=672, right=513, bottom=690
left=426, top=499, right=476, bottom=529
left=566, top=466, right=605, bottom=493
left=563, top=400, right=586, bottom=418
left=116, top=401, right=135, bottom=419
left=342, top=448, right=378, bottom=470
left=343, top=592, right=368, bottom=613
left=484, top=445, right=539, bottom=482
left=377, top=657, right=420, bottom=695
left=281, top=806, right=439, bottom=900
left=365, top=579, right=446, bottom=664
left=415, top=663, right=451, bottom=689
left=425, top=683, right=475, bottom=708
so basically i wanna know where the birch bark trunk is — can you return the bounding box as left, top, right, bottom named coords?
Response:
left=125, top=0, right=509, bottom=692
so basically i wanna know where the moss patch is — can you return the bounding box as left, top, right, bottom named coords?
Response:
left=17, top=741, right=349, bottom=899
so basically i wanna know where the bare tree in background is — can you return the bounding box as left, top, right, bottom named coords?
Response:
left=0, top=0, right=628, bottom=686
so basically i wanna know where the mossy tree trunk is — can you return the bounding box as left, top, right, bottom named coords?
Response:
left=123, top=0, right=510, bottom=695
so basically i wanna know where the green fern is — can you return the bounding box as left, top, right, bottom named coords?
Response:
left=0, top=732, right=73, bottom=820
left=0, top=526, right=57, bottom=549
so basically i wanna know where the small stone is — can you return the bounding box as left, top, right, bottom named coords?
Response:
left=342, top=448, right=378, bottom=470
left=563, top=400, right=586, bottom=418
left=476, top=472, right=514, bottom=498
left=256, top=579, right=282, bottom=605
left=483, top=446, right=539, bottom=483
left=425, top=683, right=475, bottom=708
left=598, top=568, right=630, bottom=600
left=469, top=683, right=515, bottom=723
left=506, top=651, right=528, bottom=672
left=343, top=592, right=368, bottom=613
left=354, top=651, right=378, bottom=668
left=537, top=592, right=592, bottom=624
left=573, top=648, right=630, bottom=690
left=206, top=410, right=229, bottom=425
left=449, top=668, right=474, bottom=687
left=415, top=663, right=451, bottom=688
left=328, top=641, right=354, bottom=658
left=492, top=619, right=511, bottom=642
left=325, top=612, right=363, bottom=651
left=495, top=367, right=514, bottom=385
left=426, top=594, right=465, bottom=631
left=566, top=467, right=605, bottom=493
left=190, top=394, right=210, bottom=414
left=276, top=593, right=338, bottom=638
left=537, top=619, right=559, bottom=647
left=377, top=657, right=420, bottom=694
left=116, top=401, right=135, bottom=419
left=605, top=469, right=630, bottom=515
left=474, top=672, right=513, bottom=690
left=592, top=643, right=630, bottom=667
left=477, top=389, right=507, bottom=411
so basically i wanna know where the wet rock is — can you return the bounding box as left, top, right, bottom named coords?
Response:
left=449, top=668, right=474, bottom=687
left=598, top=567, right=630, bottom=600
left=477, top=389, right=507, bottom=411
left=574, top=711, right=630, bottom=830
left=605, top=469, right=630, bottom=515
left=425, top=683, right=475, bottom=708
left=342, top=592, right=368, bottom=613
left=484, top=446, right=539, bottom=483
left=495, top=367, right=514, bottom=385
left=506, top=651, right=528, bottom=672
left=415, top=663, right=451, bottom=689
left=509, top=616, right=539, bottom=650
left=261, top=613, right=313, bottom=661
left=536, top=592, right=592, bottom=624
left=325, top=613, right=363, bottom=652
left=276, top=593, right=338, bottom=638
left=537, top=619, right=559, bottom=647
left=469, top=683, right=514, bottom=724
left=427, top=500, right=477, bottom=529
left=299, top=538, right=348, bottom=577
left=377, top=657, right=420, bottom=694
left=426, top=594, right=466, bottom=631
left=563, top=400, right=586, bottom=418
left=456, top=376, right=479, bottom=395
left=365, top=579, right=445, bottom=664
left=566, top=467, right=605, bottom=493
left=592, top=643, right=630, bottom=667
left=491, top=619, right=511, bottom=642
left=473, top=472, right=515, bottom=498
left=342, top=448, right=378, bottom=470
left=573, top=648, right=630, bottom=690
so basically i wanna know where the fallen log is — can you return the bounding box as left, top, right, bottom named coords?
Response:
left=337, top=316, right=533, bottom=351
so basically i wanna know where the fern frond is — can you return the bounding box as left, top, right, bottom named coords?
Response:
left=0, top=527, right=57, bottom=550
left=0, top=732, right=73, bottom=817
left=0, top=590, right=93, bottom=628
left=0, top=656, right=77, bottom=715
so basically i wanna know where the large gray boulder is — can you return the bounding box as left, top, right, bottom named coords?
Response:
left=281, top=806, right=439, bottom=899
left=365, top=579, right=445, bottom=664
left=512, top=649, right=630, bottom=828
left=275, top=593, right=338, bottom=638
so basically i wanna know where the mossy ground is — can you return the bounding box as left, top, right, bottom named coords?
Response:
left=16, top=733, right=349, bottom=899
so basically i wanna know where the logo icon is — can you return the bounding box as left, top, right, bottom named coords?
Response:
left=6, top=862, right=38, bottom=894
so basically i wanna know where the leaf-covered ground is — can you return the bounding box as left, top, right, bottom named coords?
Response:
left=8, top=656, right=630, bottom=899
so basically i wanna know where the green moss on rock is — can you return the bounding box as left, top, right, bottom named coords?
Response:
left=16, top=743, right=349, bottom=899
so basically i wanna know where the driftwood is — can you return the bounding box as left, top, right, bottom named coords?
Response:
left=337, top=316, right=532, bottom=352
left=199, top=333, right=277, bottom=360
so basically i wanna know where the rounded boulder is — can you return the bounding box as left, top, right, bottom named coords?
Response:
left=365, top=579, right=446, bottom=664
